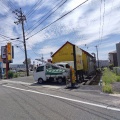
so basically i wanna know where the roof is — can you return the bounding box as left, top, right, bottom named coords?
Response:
left=109, top=51, right=116, bottom=54
left=51, top=41, right=94, bottom=58
left=80, top=48, right=94, bottom=58
left=51, top=41, right=74, bottom=57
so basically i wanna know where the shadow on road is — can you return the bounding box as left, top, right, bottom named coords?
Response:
left=30, top=81, right=66, bottom=87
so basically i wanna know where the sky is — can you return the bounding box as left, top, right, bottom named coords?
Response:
left=0, top=0, right=120, bottom=65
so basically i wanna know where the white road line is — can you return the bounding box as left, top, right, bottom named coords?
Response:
left=0, top=80, right=31, bottom=85
left=0, top=80, right=61, bottom=89
left=2, top=85, right=120, bottom=112
left=42, top=85, right=61, bottom=89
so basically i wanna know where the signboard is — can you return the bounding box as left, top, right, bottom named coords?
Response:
left=7, top=43, right=12, bottom=61
left=1, top=46, right=6, bottom=59
left=1, top=44, right=14, bottom=63
left=75, top=46, right=83, bottom=70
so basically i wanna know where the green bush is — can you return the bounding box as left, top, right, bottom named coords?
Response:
left=8, top=71, right=14, bottom=79
left=116, top=76, right=120, bottom=82
left=14, top=73, right=18, bottom=78
left=109, top=64, right=114, bottom=70
left=102, top=84, right=113, bottom=93
left=102, top=69, right=115, bottom=84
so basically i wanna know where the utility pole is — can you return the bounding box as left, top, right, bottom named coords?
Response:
left=13, top=8, right=29, bottom=76
left=95, top=45, right=99, bottom=68
left=41, top=54, right=44, bottom=64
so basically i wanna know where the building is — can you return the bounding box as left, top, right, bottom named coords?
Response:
left=96, top=60, right=109, bottom=68
left=51, top=41, right=95, bottom=75
left=116, top=43, right=120, bottom=66
left=81, top=49, right=95, bottom=74
left=108, top=51, right=118, bottom=66
left=0, top=55, right=3, bottom=78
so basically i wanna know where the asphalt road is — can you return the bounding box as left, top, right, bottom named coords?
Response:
left=0, top=79, right=120, bottom=120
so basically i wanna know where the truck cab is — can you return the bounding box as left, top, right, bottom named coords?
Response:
left=33, top=63, right=69, bottom=84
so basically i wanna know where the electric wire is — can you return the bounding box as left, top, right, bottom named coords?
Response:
left=8, top=0, right=17, bottom=11
left=0, top=0, right=17, bottom=22
left=26, top=0, right=42, bottom=17
left=1, top=0, right=15, bottom=12
left=26, top=0, right=65, bottom=32
left=14, top=44, right=32, bottom=59
left=99, top=0, right=106, bottom=46
left=98, top=0, right=102, bottom=46
left=25, top=0, right=67, bottom=36
left=26, top=3, right=43, bottom=22
left=0, top=0, right=9, bottom=12
left=25, top=44, right=41, bottom=56
left=25, top=0, right=63, bottom=34
left=26, top=0, right=89, bottom=40
left=0, top=33, right=19, bottom=39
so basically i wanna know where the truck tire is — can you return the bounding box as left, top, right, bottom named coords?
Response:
left=38, top=78, right=43, bottom=84
left=57, top=78, right=63, bottom=84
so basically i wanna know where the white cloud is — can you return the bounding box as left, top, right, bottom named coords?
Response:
left=38, top=45, right=58, bottom=55
left=13, top=0, right=38, bottom=7
left=1, top=0, right=120, bottom=63
left=0, top=1, right=9, bottom=15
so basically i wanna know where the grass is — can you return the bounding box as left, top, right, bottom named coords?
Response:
left=102, top=68, right=120, bottom=93
left=102, top=84, right=113, bottom=93
left=116, top=76, right=120, bottom=82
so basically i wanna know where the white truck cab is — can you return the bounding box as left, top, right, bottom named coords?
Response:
left=33, top=63, right=69, bottom=84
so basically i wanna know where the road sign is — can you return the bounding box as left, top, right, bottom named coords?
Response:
left=1, top=46, right=6, bottom=59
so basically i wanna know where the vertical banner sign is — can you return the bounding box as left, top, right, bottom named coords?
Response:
left=75, top=46, right=83, bottom=70
left=7, top=42, right=12, bottom=61
left=73, top=45, right=83, bottom=71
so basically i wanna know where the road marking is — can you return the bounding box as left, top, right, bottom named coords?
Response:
left=0, top=80, right=61, bottom=89
left=0, top=80, right=31, bottom=85
left=42, top=85, right=61, bottom=89
left=2, top=85, right=120, bottom=112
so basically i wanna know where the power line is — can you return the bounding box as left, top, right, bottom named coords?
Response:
left=26, top=0, right=67, bottom=36
left=0, top=33, right=19, bottom=40
left=26, top=0, right=42, bottom=17
left=24, top=20, right=30, bottom=32
left=26, top=0, right=89, bottom=40
left=0, top=0, right=9, bottom=12
left=98, top=0, right=102, bottom=46
left=8, top=0, right=17, bottom=11
left=0, top=0, right=14, bottom=19
left=25, top=44, right=41, bottom=56
left=15, top=45, right=33, bottom=59
left=25, top=0, right=63, bottom=34
left=1, top=0, right=15, bottom=12
left=26, top=0, right=64, bottom=30
left=99, top=0, right=106, bottom=45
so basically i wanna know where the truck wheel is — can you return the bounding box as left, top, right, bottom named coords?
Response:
left=57, top=78, right=63, bottom=84
left=38, top=78, right=43, bottom=84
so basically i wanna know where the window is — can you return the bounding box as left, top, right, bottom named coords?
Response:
left=65, top=64, right=70, bottom=68
left=58, top=64, right=64, bottom=68
left=36, top=66, right=44, bottom=72
left=46, top=65, right=51, bottom=69
left=52, top=66, right=59, bottom=69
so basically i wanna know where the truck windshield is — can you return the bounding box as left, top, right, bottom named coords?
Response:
left=36, top=66, right=44, bottom=72
left=51, top=66, right=59, bottom=69
left=58, top=65, right=64, bottom=68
